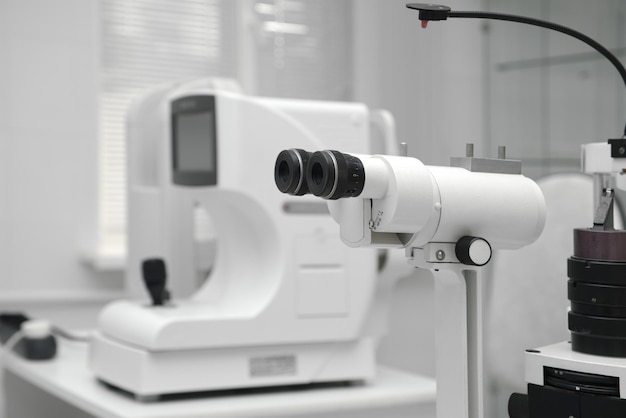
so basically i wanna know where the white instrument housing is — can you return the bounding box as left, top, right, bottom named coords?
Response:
left=328, top=154, right=546, bottom=252
left=89, top=79, right=398, bottom=398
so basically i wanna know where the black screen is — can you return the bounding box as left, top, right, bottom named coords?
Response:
left=171, top=95, right=217, bottom=186
left=175, top=111, right=215, bottom=172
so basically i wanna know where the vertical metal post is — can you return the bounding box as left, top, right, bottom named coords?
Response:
left=400, top=142, right=408, bottom=157
left=430, top=264, right=485, bottom=418
left=498, top=146, right=506, bottom=160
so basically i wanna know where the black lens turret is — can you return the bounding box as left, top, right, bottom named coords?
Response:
left=568, top=228, right=626, bottom=357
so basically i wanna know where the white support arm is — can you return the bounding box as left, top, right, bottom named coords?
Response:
left=409, top=250, right=484, bottom=418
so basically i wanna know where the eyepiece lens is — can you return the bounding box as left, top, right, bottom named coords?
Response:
left=311, top=162, right=324, bottom=186
left=306, top=150, right=365, bottom=200
left=278, top=160, right=290, bottom=183
left=275, top=149, right=366, bottom=200
left=274, top=149, right=311, bottom=196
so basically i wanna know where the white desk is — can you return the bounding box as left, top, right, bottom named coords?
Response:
left=3, top=339, right=436, bottom=418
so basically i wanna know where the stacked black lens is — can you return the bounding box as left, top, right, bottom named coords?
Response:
left=274, top=149, right=366, bottom=200
left=568, top=228, right=626, bottom=357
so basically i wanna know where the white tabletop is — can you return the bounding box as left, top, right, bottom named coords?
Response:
left=3, top=338, right=436, bottom=418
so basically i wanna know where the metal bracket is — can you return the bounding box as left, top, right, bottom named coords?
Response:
left=608, top=138, right=626, bottom=159
left=450, top=156, right=521, bottom=175
left=407, top=243, right=460, bottom=264
left=592, top=188, right=615, bottom=231
left=451, top=144, right=522, bottom=174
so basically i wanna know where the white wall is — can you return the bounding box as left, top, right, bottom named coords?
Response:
left=0, top=1, right=124, bottom=416
left=0, top=0, right=125, bottom=307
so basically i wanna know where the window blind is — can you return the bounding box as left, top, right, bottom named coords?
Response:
left=97, top=0, right=236, bottom=258
left=253, top=0, right=352, bottom=100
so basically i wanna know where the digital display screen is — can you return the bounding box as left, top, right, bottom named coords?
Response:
left=171, top=95, right=217, bottom=186
left=174, top=111, right=215, bottom=172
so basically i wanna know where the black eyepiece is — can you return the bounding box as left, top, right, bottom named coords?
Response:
left=274, top=149, right=311, bottom=195
left=306, top=150, right=365, bottom=200
left=274, top=149, right=366, bottom=200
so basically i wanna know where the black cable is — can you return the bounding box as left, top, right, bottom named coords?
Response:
left=51, top=325, right=91, bottom=342
left=407, top=4, right=626, bottom=136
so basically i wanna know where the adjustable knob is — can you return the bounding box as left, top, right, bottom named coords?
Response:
left=142, top=258, right=170, bottom=306
left=508, top=393, right=529, bottom=418
left=455, top=236, right=492, bottom=266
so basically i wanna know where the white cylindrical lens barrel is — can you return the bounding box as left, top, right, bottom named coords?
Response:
left=369, top=155, right=440, bottom=234
left=358, top=156, right=389, bottom=199
left=423, top=166, right=546, bottom=249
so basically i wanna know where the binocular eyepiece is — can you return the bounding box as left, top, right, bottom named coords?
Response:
left=274, top=149, right=366, bottom=200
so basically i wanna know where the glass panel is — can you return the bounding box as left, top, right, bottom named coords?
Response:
left=484, top=0, right=626, bottom=179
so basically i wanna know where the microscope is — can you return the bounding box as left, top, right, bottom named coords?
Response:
left=89, top=79, right=403, bottom=400
left=274, top=146, right=547, bottom=418
left=274, top=4, right=626, bottom=418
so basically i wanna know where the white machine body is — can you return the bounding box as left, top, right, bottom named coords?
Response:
left=525, top=342, right=626, bottom=400
left=327, top=154, right=546, bottom=252
left=89, top=80, right=396, bottom=398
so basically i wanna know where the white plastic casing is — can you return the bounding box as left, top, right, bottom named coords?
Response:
left=582, top=142, right=626, bottom=191
left=90, top=79, right=401, bottom=397
left=329, top=154, right=546, bottom=251
left=424, top=165, right=545, bottom=249
left=526, top=342, right=626, bottom=400
left=21, top=319, right=52, bottom=339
